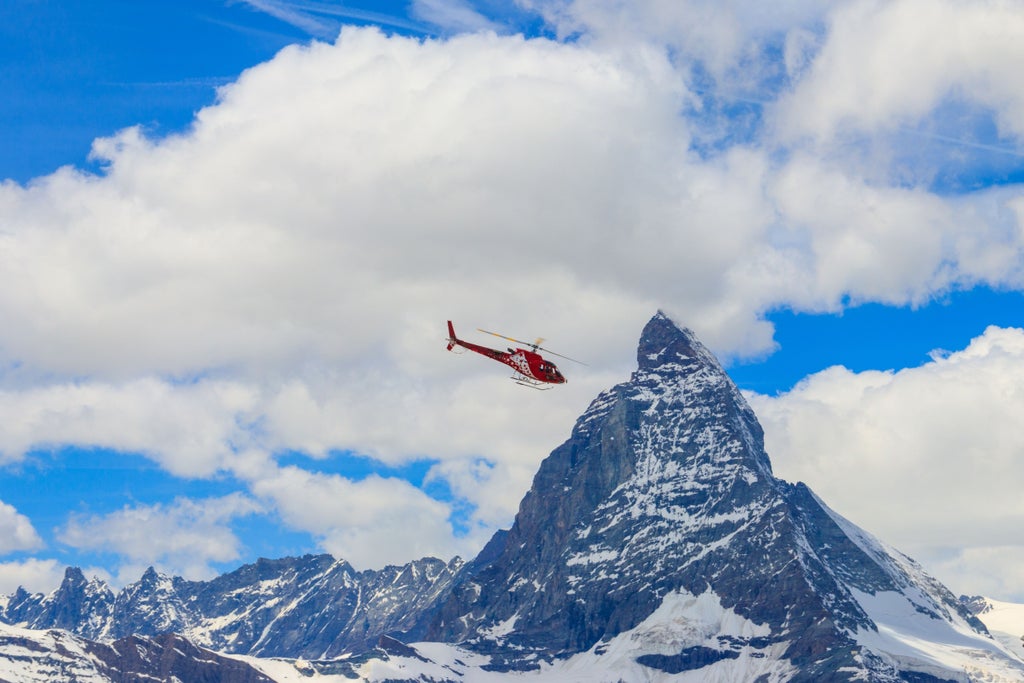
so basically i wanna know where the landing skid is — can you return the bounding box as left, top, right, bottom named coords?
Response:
left=511, top=372, right=553, bottom=390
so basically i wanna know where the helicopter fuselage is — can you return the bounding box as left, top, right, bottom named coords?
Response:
left=446, top=322, right=566, bottom=385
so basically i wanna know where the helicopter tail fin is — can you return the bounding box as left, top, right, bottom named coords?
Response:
left=446, top=320, right=457, bottom=351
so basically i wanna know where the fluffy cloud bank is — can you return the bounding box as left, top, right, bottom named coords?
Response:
left=1, top=1, right=1023, bottom=591
left=748, top=325, right=1024, bottom=599
left=58, top=494, right=263, bottom=583
left=3, top=21, right=1022, bottom=382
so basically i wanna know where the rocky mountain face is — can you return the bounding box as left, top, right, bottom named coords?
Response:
left=2, top=554, right=462, bottom=659
left=3, top=312, right=1022, bottom=682
left=424, top=312, right=1020, bottom=681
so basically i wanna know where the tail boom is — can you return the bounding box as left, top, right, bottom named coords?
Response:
left=446, top=320, right=457, bottom=351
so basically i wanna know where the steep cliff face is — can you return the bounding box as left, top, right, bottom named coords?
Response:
left=426, top=312, right=1017, bottom=681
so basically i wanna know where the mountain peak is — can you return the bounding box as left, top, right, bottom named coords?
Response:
left=426, top=313, right=1020, bottom=680
left=139, top=566, right=161, bottom=583
left=637, top=310, right=701, bottom=366
left=429, top=312, right=777, bottom=659
left=635, top=311, right=727, bottom=380
left=629, top=311, right=772, bottom=479
left=60, top=566, right=88, bottom=588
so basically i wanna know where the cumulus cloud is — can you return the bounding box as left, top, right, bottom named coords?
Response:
left=2, top=0, right=1024, bottom=591
left=525, top=0, right=837, bottom=79
left=58, top=494, right=262, bottom=582
left=762, top=157, right=1024, bottom=307
left=0, top=501, right=43, bottom=554
left=2, top=25, right=1021, bottom=381
left=775, top=0, right=1024, bottom=144
left=0, top=29, right=687, bottom=382
left=247, top=466, right=481, bottom=568
left=0, top=558, right=66, bottom=595
left=748, top=326, right=1024, bottom=600
left=0, top=379, right=260, bottom=475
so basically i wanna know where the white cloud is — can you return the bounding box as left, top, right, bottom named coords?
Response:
left=425, top=456, right=532, bottom=531
left=57, top=494, right=262, bottom=582
left=931, top=546, right=1024, bottom=603
left=761, top=157, right=1024, bottom=308
left=0, top=501, right=42, bottom=554
left=239, top=0, right=341, bottom=38
left=524, top=0, right=837, bottom=78
left=0, top=379, right=260, bottom=476
left=239, top=1, right=432, bottom=37
left=247, top=466, right=480, bottom=568
left=2, top=25, right=1021, bottom=382
left=0, top=29, right=690, bottom=382
left=411, top=0, right=497, bottom=33
left=747, top=326, right=1024, bottom=600
left=0, top=558, right=66, bottom=596
left=774, top=0, right=1024, bottom=144
left=0, top=367, right=607, bottom=570
left=1, top=5, right=1024, bottom=589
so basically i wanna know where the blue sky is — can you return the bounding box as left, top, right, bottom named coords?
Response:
left=1, top=0, right=1023, bottom=602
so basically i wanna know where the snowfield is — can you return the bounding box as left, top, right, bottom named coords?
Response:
left=239, top=588, right=1024, bottom=683
left=0, top=623, right=108, bottom=683
left=972, top=597, right=1024, bottom=662
left=851, top=588, right=1021, bottom=682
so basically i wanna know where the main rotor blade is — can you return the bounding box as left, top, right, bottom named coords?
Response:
left=539, top=348, right=588, bottom=366
left=477, top=328, right=531, bottom=346
left=477, top=328, right=588, bottom=365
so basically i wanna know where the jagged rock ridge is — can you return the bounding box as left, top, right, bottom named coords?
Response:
left=2, top=554, right=462, bottom=659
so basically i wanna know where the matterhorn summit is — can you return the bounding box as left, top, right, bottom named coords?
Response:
left=426, top=312, right=1023, bottom=681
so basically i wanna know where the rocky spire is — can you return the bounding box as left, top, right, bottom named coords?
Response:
left=7, top=567, right=116, bottom=638
left=426, top=312, right=1007, bottom=681
left=428, top=312, right=780, bottom=656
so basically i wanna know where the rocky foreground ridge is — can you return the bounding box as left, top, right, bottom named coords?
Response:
left=2, top=312, right=1022, bottom=682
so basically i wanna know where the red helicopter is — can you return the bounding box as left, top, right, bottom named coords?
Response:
left=446, top=321, right=584, bottom=389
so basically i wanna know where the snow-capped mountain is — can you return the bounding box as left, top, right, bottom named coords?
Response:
left=3, top=312, right=1022, bottom=682
left=2, top=555, right=462, bottom=658
left=424, top=312, right=1024, bottom=681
